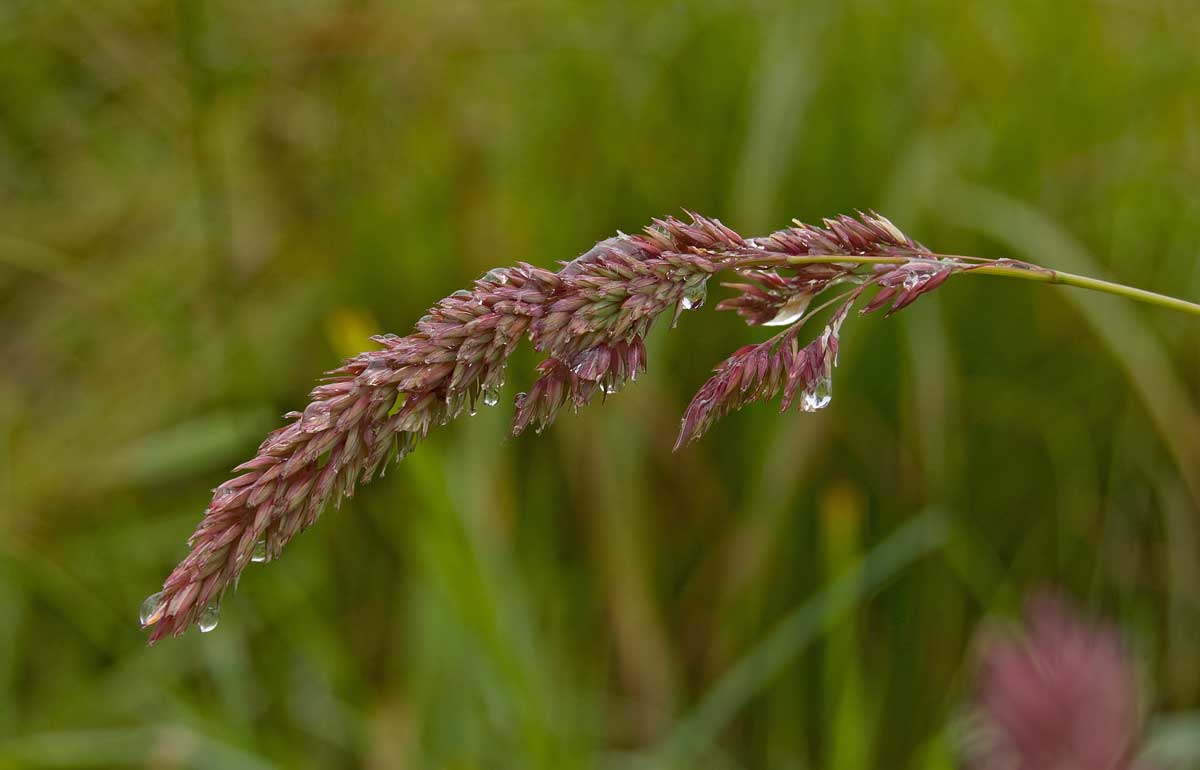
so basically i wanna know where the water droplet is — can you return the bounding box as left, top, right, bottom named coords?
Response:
left=603, top=381, right=622, bottom=395
left=482, top=387, right=500, bottom=407
left=800, top=376, right=833, bottom=412
left=197, top=604, right=220, bottom=633
left=484, top=268, right=509, bottom=285
left=764, top=293, right=814, bottom=327
left=680, top=280, right=708, bottom=311
left=417, top=314, right=433, bottom=326
left=451, top=289, right=472, bottom=298
left=902, top=273, right=921, bottom=290
left=140, top=591, right=166, bottom=626
left=251, top=540, right=268, bottom=563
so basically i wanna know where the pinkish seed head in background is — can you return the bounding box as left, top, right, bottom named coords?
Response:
left=970, top=593, right=1144, bottom=770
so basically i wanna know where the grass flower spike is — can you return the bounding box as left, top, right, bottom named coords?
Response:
left=142, top=212, right=1200, bottom=642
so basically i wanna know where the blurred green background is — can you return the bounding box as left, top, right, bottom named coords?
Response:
left=3, top=0, right=1200, bottom=767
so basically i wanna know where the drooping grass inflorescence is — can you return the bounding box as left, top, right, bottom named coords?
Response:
left=141, top=212, right=1200, bottom=642
left=968, top=594, right=1146, bottom=770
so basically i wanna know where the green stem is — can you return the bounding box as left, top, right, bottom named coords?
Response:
left=779, top=254, right=1200, bottom=318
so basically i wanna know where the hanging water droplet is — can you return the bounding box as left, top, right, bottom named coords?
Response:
left=902, top=273, right=921, bottom=290
left=764, top=293, right=814, bottom=327
left=197, top=604, right=220, bottom=633
left=680, top=280, right=708, bottom=311
left=603, top=381, right=622, bottom=395
left=800, top=376, right=833, bottom=412
left=482, top=387, right=500, bottom=407
left=140, top=591, right=166, bottom=626
left=251, top=540, right=268, bottom=563
left=802, top=392, right=831, bottom=412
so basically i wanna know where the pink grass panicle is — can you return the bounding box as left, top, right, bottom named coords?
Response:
left=969, top=593, right=1149, bottom=770
left=140, top=211, right=1066, bottom=641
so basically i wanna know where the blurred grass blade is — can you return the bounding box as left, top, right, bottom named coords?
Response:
left=649, top=510, right=950, bottom=768
left=0, top=725, right=280, bottom=769
left=820, top=483, right=872, bottom=770
left=0, top=560, right=23, bottom=730
left=730, top=5, right=830, bottom=232
left=1140, top=712, right=1200, bottom=769
left=944, top=185, right=1200, bottom=509
left=102, top=408, right=275, bottom=487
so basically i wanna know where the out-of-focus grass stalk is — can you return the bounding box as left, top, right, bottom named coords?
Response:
left=819, top=482, right=871, bottom=770
left=943, top=185, right=1200, bottom=505
left=647, top=510, right=949, bottom=769
left=592, top=416, right=678, bottom=741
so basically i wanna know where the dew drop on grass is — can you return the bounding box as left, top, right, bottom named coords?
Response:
left=764, top=293, right=813, bottom=327
left=251, top=539, right=268, bottom=563
left=680, top=281, right=707, bottom=310
left=197, top=604, right=220, bottom=633
left=140, top=591, right=166, bottom=626
left=800, top=376, right=833, bottom=412
left=482, top=386, right=500, bottom=407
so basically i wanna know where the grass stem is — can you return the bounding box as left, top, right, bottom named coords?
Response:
left=780, top=254, right=1200, bottom=318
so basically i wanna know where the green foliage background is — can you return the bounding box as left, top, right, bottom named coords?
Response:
left=3, top=1, right=1200, bottom=767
